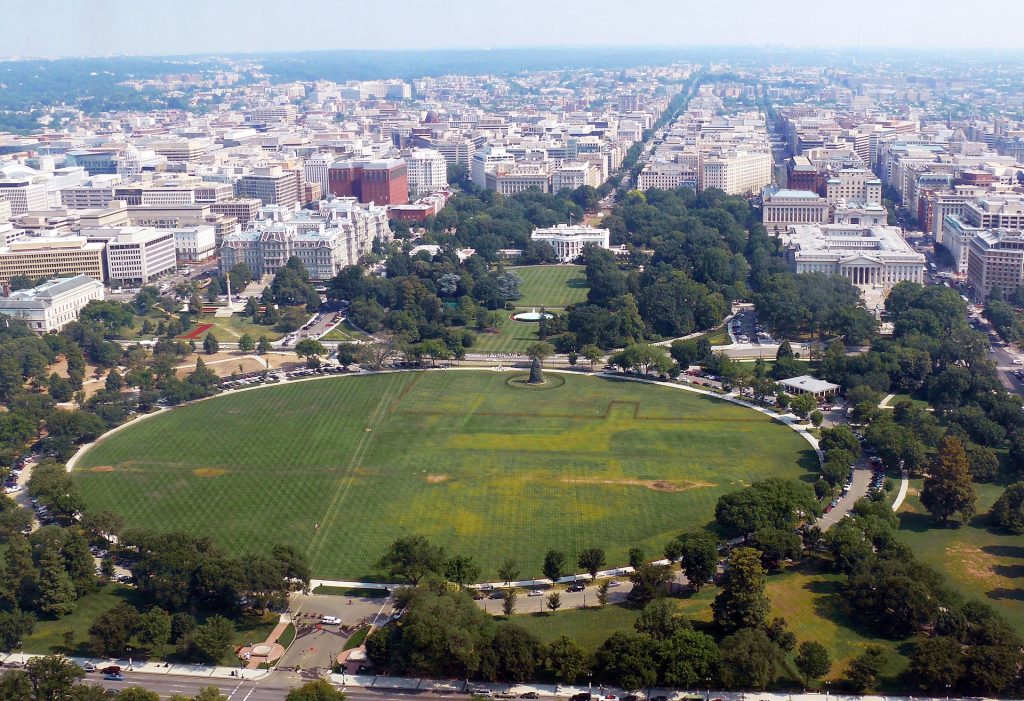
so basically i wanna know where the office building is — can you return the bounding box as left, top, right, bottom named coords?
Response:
left=0, top=274, right=104, bottom=334
left=825, top=168, right=883, bottom=206
left=84, top=227, right=177, bottom=285
left=210, top=198, right=262, bottom=227
left=781, top=224, right=925, bottom=289
left=0, top=176, right=48, bottom=216
left=968, top=230, right=1024, bottom=302
left=943, top=196, right=1024, bottom=273
left=0, top=237, right=107, bottom=285
left=406, top=149, right=448, bottom=198
left=761, top=188, right=829, bottom=232
left=172, top=225, right=217, bottom=262
left=235, top=166, right=302, bottom=209
left=327, top=159, right=409, bottom=205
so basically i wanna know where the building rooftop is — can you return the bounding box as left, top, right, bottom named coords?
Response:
left=0, top=274, right=100, bottom=310
left=778, top=375, right=840, bottom=394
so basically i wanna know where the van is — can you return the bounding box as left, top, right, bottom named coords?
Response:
left=320, top=615, right=341, bottom=625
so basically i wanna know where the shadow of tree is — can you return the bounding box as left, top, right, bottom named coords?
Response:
left=986, top=587, right=1024, bottom=601
left=982, top=544, right=1024, bottom=559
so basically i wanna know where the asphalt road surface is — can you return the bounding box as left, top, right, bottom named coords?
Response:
left=94, top=672, right=471, bottom=700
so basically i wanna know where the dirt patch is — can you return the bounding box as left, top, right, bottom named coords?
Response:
left=90, top=466, right=115, bottom=472
left=561, top=477, right=713, bottom=493
left=194, top=468, right=227, bottom=477
left=946, top=543, right=1000, bottom=585
left=426, top=474, right=450, bottom=484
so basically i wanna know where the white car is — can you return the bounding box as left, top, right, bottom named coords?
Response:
left=527, top=589, right=543, bottom=597
left=1013, top=359, right=1023, bottom=365
left=320, top=616, right=341, bottom=625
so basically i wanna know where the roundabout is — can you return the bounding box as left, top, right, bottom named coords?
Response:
left=71, top=370, right=816, bottom=580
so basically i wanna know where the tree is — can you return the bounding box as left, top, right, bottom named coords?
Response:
left=627, top=564, right=673, bottom=605
left=256, top=336, right=271, bottom=355
left=137, top=608, right=172, bottom=657
left=37, top=548, right=77, bottom=617
left=527, top=356, right=543, bottom=384
left=674, top=532, right=718, bottom=592
left=25, top=654, right=84, bottom=701
left=577, top=548, right=606, bottom=580
left=237, top=334, right=255, bottom=353
left=202, top=332, right=219, bottom=355
left=0, top=609, right=35, bottom=653
left=489, top=624, right=541, bottom=681
left=104, top=369, right=123, bottom=392
left=525, top=342, right=555, bottom=363
left=715, top=478, right=819, bottom=537
left=443, top=555, right=480, bottom=587
left=907, top=636, right=964, bottom=692
left=718, top=628, right=780, bottom=690
left=545, top=635, right=590, bottom=684
left=376, top=536, right=445, bottom=584
left=712, top=547, right=769, bottom=632
left=542, top=550, right=567, bottom=583
left=990, top=481, right=1024, bottom=534
left=580, top=343, right=603, bottom=370
left=284, top=679, right=348, bottom=701
left=794, top=641, right=831, bottom=685
left=501, top=587, right=517, bottom=618
left=789, top=392, right=818, bottom=419
left=398, top=588, right=495, bottom=678
left=497, top=559, right=520, bottom=586
left=921, top=435, right=977, bottom=524
left=659, top=628, right=720, bottom=689
left=749, top=528, right=801, bottom=569
left=594, top=632, right=659, bottom=692
left=634, top=598, right=688, bottom=640
left=596, top=580, right=610, bottom=607
left=88, top=602, right=140, bottom=658
left=846, top=645, right=887, bottom=692
left=628, top=547, right=645, bottom=570
left=182, top=615, right=234, bottom=664
left=294, top=339, right=326, bottom=366
left=545, top=592, right=561, bottom=614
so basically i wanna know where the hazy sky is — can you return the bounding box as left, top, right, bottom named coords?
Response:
left=9, top=0, right=1024, bottom=58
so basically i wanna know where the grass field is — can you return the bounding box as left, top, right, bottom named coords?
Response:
left=471, top=315, right=541, bottom=354
left=320, top=321, right=372, bottom=343
left=199, top=314, right=283, bottom=342
left=897, top=480, right=1024, bottom=632
left=74, top=371, right=814, bottom=581
left=510, top=265, right=589, bottom=309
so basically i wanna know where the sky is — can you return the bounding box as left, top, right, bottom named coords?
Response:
left=8, top=0, right=1024, bottom=58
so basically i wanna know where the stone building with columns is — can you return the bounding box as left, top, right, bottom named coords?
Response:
left=781, top=224, right=925, bottom=293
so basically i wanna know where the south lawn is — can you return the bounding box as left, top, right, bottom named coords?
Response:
left=74, top=371, right=815, bottom=581
left=510, top=265, right=589, bottom=309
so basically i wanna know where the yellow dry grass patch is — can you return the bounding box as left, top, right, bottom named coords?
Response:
left=945, top=543, right=1003, bottom=587
left=560, top=477, right=714, bottom=493
left=90, top=466, right=115, bottom=472
left=425, top=474, right=450, bottom=484
left=194, top=468, right=227, bottom=477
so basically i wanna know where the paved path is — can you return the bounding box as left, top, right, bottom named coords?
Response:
left=891, top=470, right=910, bottom=511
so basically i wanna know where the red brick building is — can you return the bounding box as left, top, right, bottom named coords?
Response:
left=327, top=159, right=408, bottom=205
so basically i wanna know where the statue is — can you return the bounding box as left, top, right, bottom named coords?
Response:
left=528, top=356, right=544, bottom=384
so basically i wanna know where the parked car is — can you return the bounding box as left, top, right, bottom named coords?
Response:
left=566, top=583, right=585, bottom=593
left=320, top=615, right=341, bottom=625
left=527, top=589, right=543, bottom=597
left=82, top=662, right=96, bottom=672
left=99, top=666, right=120, bottom=675
left=103, top=673, right=125, bottom=681
left=520, top=693, right=539, bottom=699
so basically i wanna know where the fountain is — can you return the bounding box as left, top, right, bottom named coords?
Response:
left=511, top=307, right=554, bottom=322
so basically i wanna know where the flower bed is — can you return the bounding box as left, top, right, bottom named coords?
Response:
left=180, top=323, right=214, bottom=340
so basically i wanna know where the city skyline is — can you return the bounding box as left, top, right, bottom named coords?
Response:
left=8, top=0, right=1024, bottom=59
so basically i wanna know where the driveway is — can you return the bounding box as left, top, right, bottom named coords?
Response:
left=280, top=592, right=395, bottom=670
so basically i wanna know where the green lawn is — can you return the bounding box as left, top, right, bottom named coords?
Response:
left=512, top=604, right=642, bottom=651
left=24, top=584, right=141, bottom=656
left=885, top=393, right=930, bottom=410
left=897, top=480, right=1024, bottom=632
left=765, top=561, right=907, bottom=683
left=470, top=315, right=541, bottom=355
left=320, top=321, right=371, bottom=343
left=73, top=371, right=815, bottom=581
left=199, top=314, right=283, bottom=343
left=510, top=265, right=589, bottom=309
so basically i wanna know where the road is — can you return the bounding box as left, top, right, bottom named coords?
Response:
left=92, top=672, right=408, bottom=700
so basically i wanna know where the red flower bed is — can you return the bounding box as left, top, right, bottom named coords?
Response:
left=180, top=323, right=214, bottom=340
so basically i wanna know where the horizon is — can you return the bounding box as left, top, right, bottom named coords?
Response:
left=8, top=0, right=1024, bottom=59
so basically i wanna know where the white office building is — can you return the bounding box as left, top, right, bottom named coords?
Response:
left=825, top=168, right=883, bottom=206
left=303, top=153, right=334, bottom=199
left=406, top=149, right=448, bottom=198
left=701, top=150, right=773, bottom=195
left=761, top=188, right=829, bottom=232
left=172, top=225, right=217, bottom=262
left=84, top=226, right=177, bottom=285
left=0, top=177, right=49, bottom=216
left=781, top=224, right=925, bottom=289
left=0, top=274, right=105, bottom=334
left=471, top=148, right=516, bottom=190
left=530, top=224, right=610, bottom=263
